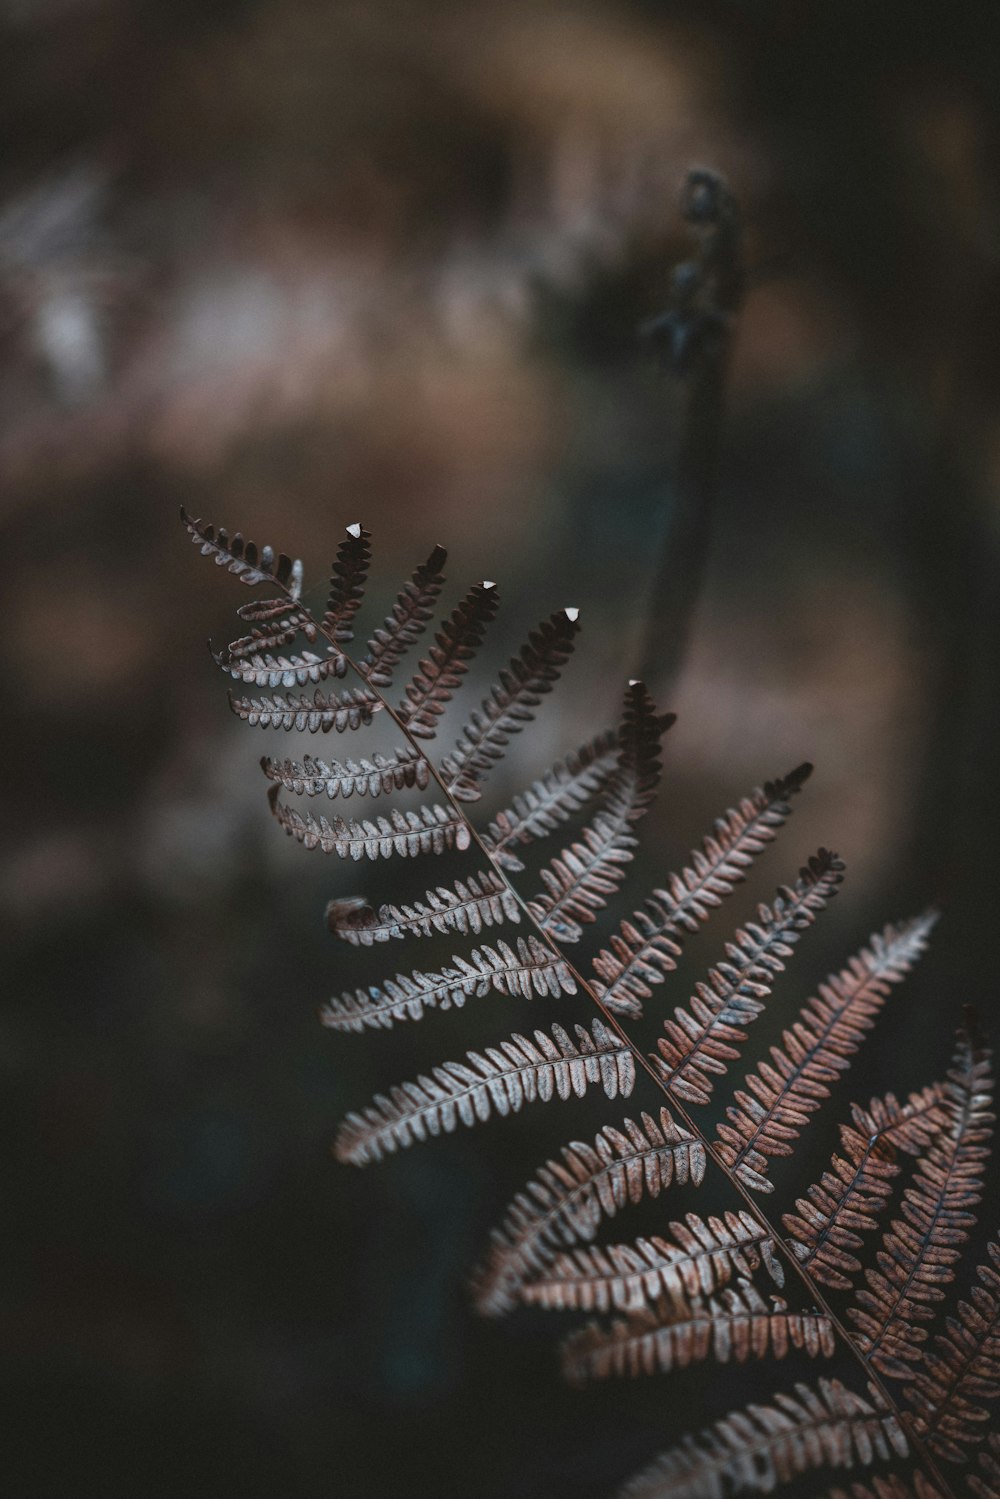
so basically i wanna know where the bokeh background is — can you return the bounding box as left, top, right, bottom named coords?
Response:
left=5, top=1, right=1000, bottom=1495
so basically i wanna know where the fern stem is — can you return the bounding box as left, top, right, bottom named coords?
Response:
left=275, top=582, right=958, bottom=1499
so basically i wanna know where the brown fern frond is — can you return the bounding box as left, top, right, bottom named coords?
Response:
left=228, top=684, right=381, bottom=733
left=221, top=604, right=317, bottom=661
left=904, top=1239, right=1000, bottom=1462
left=359, top=543, right=448, bottom=687
left=528, top=682, right=673, bottom=943
left=440, top=609, right=582, bottom=801
left=616, top=1378, right=908, bottom=1499
left=653, top=850, right=845, bottom=1106
left=268, top=788, right=470, bottom=859
left=326, top=869, right=520, bottom=945
left=235, top=596, right=305, bottom=624
left=827, top=1472, right=945, bottom=1499
left=322, top=523, right=371, bottom=641
left=261, top=745, right=430, bottom=800
left=180, top=507, right=303, bottom=595
left=783, top=1084, right=951, bottom=1291
left=562, top=1281, right=835, bottom=1384
left=333, top=1018, right=637, bottom=1166
left=472, top=1109, right=706, bottom=1316
left=849, top=1024, right=995, bottom=1380
left=480, top=730, right=620, bottom=873
left=592, top=764, right=813, bottom=1015
left=970, top=1432, right=1000, bottom=1498
left=396, top=580, right=500, bottom=738
left=211, top=642, right=346, bottom=689
left=521, top=1210, right=784, bottom=1314
left=321, top=934, right=575, bottom=1032
left=716, top=914, right=937, bottom=1191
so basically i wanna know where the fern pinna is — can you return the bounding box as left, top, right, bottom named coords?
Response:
left=184, top=511, right=997, bottom=1499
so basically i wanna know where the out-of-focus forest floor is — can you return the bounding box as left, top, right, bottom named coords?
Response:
left=4, top=2, right=1000, bottom=1495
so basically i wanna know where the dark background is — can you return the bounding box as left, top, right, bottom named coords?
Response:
left=4, top=1, right=1000, bottom=1495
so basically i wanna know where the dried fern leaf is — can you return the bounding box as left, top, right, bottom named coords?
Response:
left=212, top=643, right=346, bottom=689
left=440, top=609, right=581, bottom=801
left=472, top=1109, right=706, bottom=1317
left=261, top=746, right=430, bottom=800
left=228, top=685, right=381, bottom=733
left=783, top=1083, right=950, bottom=1291
left=268, top=789, right=470, bottom=859
left=616, top=1378, right=908, bottom=1499
left=521, top=1210, right=783, bottom=1314
left=904, top=1238, right=1000, bottom=1462
left=849, top=1024, right=995, bottom=1380
left=970, top=1432, right=1000, bottom=1499
left=653, top=850, right=844, bottom=1106
left=321, top=934, right=574, bottom=1032
left=562, top=1280, right=835, bottom=1383
left=221, top=605, right=317, bottom=661
left=480, top=730, right=620, bottom=872
left=360, top=543, right=448, bottom=687
left=322, top=523, right=371, bottom=641
left=334, top=1018, right=636, bottom=1166
left=397, top=581, right=500, bottom=738
left=529, top=682, right=673, bottom=943
left=326, top=869, right=519, bottom=945
left=593, top=765, right=813, bottom=1020
left=235, top=596, right=302, bottom=622
left=716, top=914, right=937, bottom=1192
left=827, top=1472, right=945, bottom=1499
left=180, top=508, right=303, bottom=595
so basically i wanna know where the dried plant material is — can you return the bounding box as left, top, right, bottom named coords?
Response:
left=333, top=1019, right=636, bottom=1166
left=653, top=851, right=844, bottom=1105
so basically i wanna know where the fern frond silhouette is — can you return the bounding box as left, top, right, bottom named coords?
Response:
left=184, top=509, right=997, bottom=1499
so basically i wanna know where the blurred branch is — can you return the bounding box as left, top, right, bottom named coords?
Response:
left=637, top=169, right=745, bottom=693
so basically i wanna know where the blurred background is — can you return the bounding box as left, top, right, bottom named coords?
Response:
left=4, top=0, right=1000, bottom=1494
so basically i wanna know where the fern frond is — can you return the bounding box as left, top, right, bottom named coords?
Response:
left=268, top=789, right=470, bottom=859
left=321, top=935, right=575, bottom=1032
left=440, top=609, right=581, bottom=801
left=616, top=1378, right=908, bottom=1499
left=472, top=1109, right=706, bottom=1317
left=529, top=682, right=673, bottom=943
left=228, top=685, right=381, bottom=733
left=397, top=581, right=500, bottom=738
left=849, top=1024, right=995, bottom=1380
left=326, top=869, right=519, bottom=945
left=221, top=605, right=317, bottom=660
left=827, top=1472, right=944, bottom=1499
left=360, top=543, right=448, bottom=686
left=180, top=507, right=303, bottom=596
left=235, top=596, right=305, bottom=624
left=322, top=523, right=371, bottom=641
left=480, top=730, right=620, bottom=872
left=783, top=1084, right=950, bottom=1291
left=653, top=850, right=845, bottom=1106
left=562, top=1281, right=835, bottom=1383
left=212, top=643, right=346, bottom=688
left=970, top=1432, right=1000, bottom=1498
left=904, top=1239, right=1000, bottom=1462
left=521, top=1210, right=784, bottom=1314
left=592, top=764, right=812, bottom=1016
left=334, top=1018, right=636, bottom=1166
left=261, top=746, right=430, bottom=800
left=716, top=914, right=937, bottom=1191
